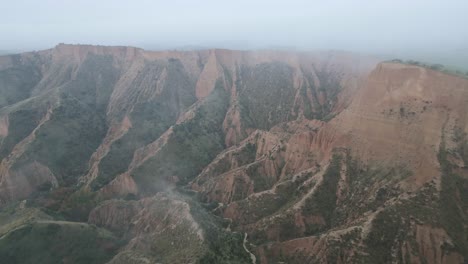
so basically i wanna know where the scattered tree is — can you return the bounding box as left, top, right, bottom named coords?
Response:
left=430, top=64, right=444, bottom=71
left=406, top=60, right=420, bottom=65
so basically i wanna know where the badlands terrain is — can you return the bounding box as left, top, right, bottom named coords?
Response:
left=0, top=44, right=466, bottom=263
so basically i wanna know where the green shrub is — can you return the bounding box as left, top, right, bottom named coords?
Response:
left=237, top=62, right=295, bottom=129
left=58, top=190, right=98, bottom=221
left=0, top=59, right=41, bottom=108
left=303, top=154, right=342, bottom=233
left=0, top=108, right=46, bottom=160
left=0, top=221, right=119, bottom=264
left=12, top=94, right=107, bottom=185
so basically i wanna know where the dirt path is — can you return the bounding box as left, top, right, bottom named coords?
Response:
left=243, top=232, right=257, bottom=264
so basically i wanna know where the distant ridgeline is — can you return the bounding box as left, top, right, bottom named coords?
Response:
left=390, top=59, right=468, bottom=79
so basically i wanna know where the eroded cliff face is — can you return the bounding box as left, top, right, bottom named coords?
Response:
left=190, top=63, right=468, bottom=263
left=0, top=44, right=466, bottom=263
left=325, top=63, right=468, bottom=188
left=0, top=44, right=366, bottom=199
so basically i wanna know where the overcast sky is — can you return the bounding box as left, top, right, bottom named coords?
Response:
left=1, top=0, right=468, bottom=55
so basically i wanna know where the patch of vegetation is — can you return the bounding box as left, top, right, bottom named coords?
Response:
left=93, top=59, right=197, bottom=190
left=25, top=185, right=102, bottom=222
left=142, top=217, right=206, bottom=263
left=233, top=192, right=290, bottom=226
left=58, top=189, right=99, bottom=222
left=186, top=196, right=251, bottom=264
left=397, top=184, right=439, bottom=224
left=341, top=227, right=362, bottom=242
left=222, top=66, right=233, bottom=88
left=277, top=214, right=302, bottom=241
left=390, top=59, right=468, bottom=79
left=0, top=206, right=53, bottom=237
left=293, top=69, right=343, bottom=121
left=300, top=82, right=314, bottom=119
left=241, top=142, right=257, bottom=165
left=302, top=154, right=342, bottom=234
left=199, top=142, right=257, bottom=187
left=343, top=182, right=459, bottom=264
left=0, top=221, right=120, bottom=264
left=237, top=62, right=296, bottom=129
left=0, top=108, right=46, bottom=160
left=246, top=162, right=276, bottom=193
left=437, top=143, right=468, bottom=257
left=314, top=70, right=342, bottom=119
left=2, top=53, right=118, bottom=187
left=93, top=100, right=174, bottom=188
left=230, top=177, right=253, bottom=202
left=362, top=208, right=407, bottom=263
left=323, top=228, right=362, bottom=264
left=12, top=93, right=107, bottom=185
left=132, top=80, right=229, bottom=193
left=322, top=112, right=337, bottom=122
left=453, top=126, right=468, bottom=165
left=65, top=54, right=120, bottom=112
left=354, top=140, right=468, bottom=262
left=271, top=172, right=317, bottom=214
left=3, top=55, right=117, bottom=177
left=0, top=56, right=42, bottom=108
left=332, top=145, right=467, bottom=263
left=197, top=231, right=250, bottom=264
left=334, top=155, right=411, bottom=225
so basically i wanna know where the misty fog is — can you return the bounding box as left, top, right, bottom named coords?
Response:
left=1, top=0, right=467, bottom=67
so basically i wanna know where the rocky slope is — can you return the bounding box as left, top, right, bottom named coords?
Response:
left=193, top=62, right=468, bottom=263
left=0, top=44, right=466, bottom=263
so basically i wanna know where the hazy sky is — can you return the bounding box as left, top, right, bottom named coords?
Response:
left=1, top=0, right=468, bottom=54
